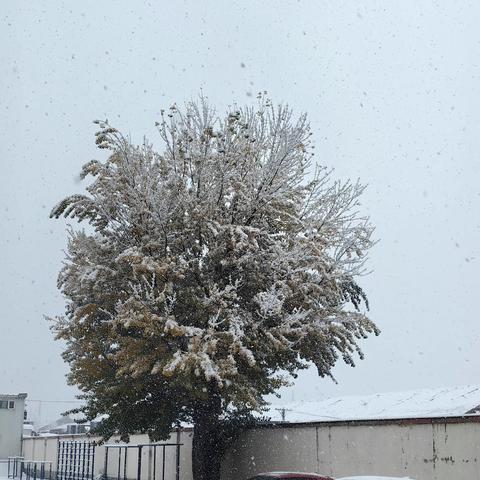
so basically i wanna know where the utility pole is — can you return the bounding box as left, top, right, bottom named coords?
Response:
left=275, top=407, right=292, bottom=422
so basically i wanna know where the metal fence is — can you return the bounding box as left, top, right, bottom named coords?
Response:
left=56, top=441, right=96, bottom=480
left=20, top=461, right=53, bottom=480
left=7, top=457, right=23, bottom=478
left=103, top=443, right=182, bottom=480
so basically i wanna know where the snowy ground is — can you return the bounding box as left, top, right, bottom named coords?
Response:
left=267, top=384, right=480, bottom=422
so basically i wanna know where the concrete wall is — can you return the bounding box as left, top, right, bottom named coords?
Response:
left=22, top=430, right=194, bottom=480
left=22, top=417, right=480, bottom=480
left=0, top=394, right=26, bottom=458
left=222, top=418, right=480, bottom=480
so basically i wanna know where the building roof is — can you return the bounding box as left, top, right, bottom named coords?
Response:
left=267, top=385, right=480, bottom=423
left=0, top=393, right=27, bottom=400
left=38, top=415, right=75, bottom=433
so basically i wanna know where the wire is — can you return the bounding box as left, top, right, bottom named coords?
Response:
left=286, top=409, right=342, bottom=420
left=26, top=399, right=83, bottom=403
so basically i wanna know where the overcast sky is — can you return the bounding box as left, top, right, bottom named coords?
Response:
left=1, top=0, right=480, bottom=425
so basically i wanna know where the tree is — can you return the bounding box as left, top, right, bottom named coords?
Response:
left=50, top=95, right=379, bottom=480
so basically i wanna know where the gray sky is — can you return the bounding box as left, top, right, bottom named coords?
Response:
left=1, top=0, right=480, bottom=425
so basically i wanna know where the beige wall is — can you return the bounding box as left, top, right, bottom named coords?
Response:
left=22, top=430, right=193, bottom=480
left=222, top=420, right=480, bottom=480
left=22, top=419, right=480, bottom=480
left=0, top=395, right=26, bottom=458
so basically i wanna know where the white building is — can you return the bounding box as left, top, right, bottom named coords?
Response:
left=22, top=422, right=36, bottom=438
left=0, top=393, right=27, bottom=458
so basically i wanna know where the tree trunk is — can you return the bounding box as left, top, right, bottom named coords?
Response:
left=192, top=395, right=222, bottom=480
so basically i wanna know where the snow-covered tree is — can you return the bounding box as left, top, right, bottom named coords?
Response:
left=50, top=95, right=378, bottom=480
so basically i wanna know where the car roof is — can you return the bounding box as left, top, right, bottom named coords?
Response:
left=253, top=473, right=333, bottom=479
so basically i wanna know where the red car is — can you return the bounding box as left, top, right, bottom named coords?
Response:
left=248, top=473, right=334, bottom=480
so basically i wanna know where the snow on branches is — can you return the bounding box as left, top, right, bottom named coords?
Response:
left=51, top=95, right=378, bottom=417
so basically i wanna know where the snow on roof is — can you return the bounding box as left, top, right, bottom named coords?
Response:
left=267, top=385, right=480, bottom=423
left=38, top=415, right=75, bottom=432
left=0, top=393, right=27, bottom=399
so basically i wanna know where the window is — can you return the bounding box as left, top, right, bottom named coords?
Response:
left=0, top=400, right=15, bottom=409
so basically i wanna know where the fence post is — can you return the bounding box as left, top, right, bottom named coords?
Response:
left=103, top=447, right=109, bottom=480
left=175, top=446, right=180, bottom=480
left=161, top=447, right=165, bottom=480
left=74, top=442, right=78, bottom=480
left=117, top=448, right=121, bottom=480
left=123, top=448, right=127, bottom=480
left=136, top=446, right=143, bottom=480
left=91, top=445, right=95, bottom=480
left=56, top=441, right=61, bottom=480
left=81, top=443, right=86, bottom=480
left=152, top=446, right=156, bottom=480
left=85, top=443, right=90, bottom=480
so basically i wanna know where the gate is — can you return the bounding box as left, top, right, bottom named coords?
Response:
left=103, top=443, right=182, bottom=480
left=56, top=441, right=96, bottom=480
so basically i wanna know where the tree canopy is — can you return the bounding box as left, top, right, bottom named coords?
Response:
left=50, top=95, right=378, bottom=477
